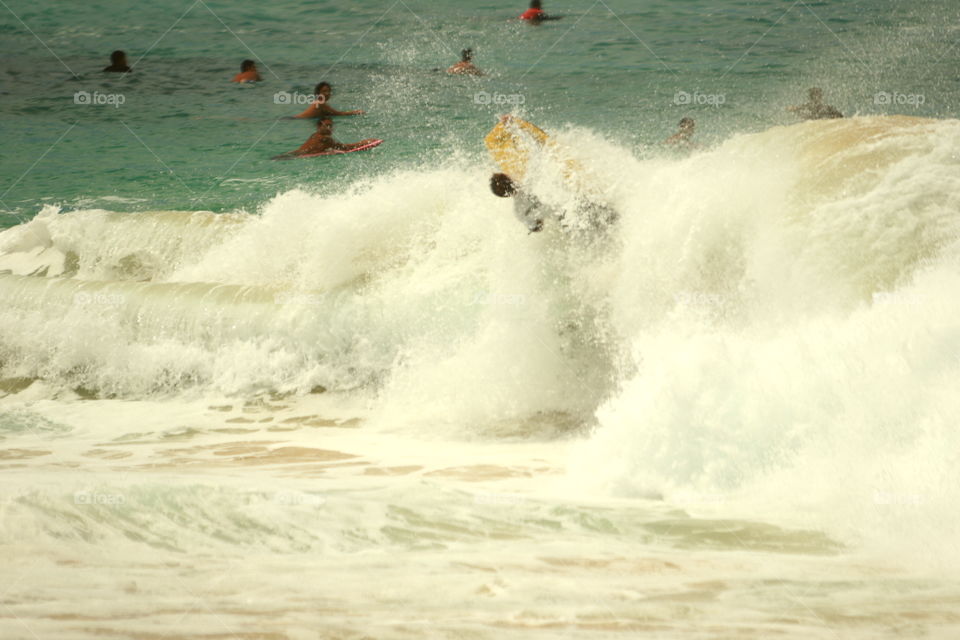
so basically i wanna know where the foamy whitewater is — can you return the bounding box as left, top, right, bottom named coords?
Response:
left=2, top=114, right=960, bottom=638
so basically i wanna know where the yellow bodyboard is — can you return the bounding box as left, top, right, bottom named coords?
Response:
left=484, top=117, right=551, bottom=181
left=484, top=117, right=585, bottom=187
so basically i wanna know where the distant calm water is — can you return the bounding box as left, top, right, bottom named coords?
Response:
left=3, top=2, right=960, bottom=639
left=2, top=0, right=957, bottom=219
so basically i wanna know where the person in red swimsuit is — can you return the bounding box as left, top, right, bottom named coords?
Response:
left=447, top=48, right=483, bottom=75
left=519, top=1, right=560, bottom=23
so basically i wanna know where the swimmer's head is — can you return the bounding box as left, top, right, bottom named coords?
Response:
left=679, top=117, right=695, bottom=131
left=490, top=173, right=517, bottom=198
left=241, top=59, right=256, bottom=72
left=530, top=0, right=542, bottom=8
left=110, top=50, right=127, bottom=66
left=314, top=82, right=332, bottom=101
left=461, top=48, right=473, bottom=62
left=808, top=87, right=824, bottom=102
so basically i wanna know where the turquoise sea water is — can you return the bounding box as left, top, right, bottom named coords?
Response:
left=2, top=0, right=957, bottom=219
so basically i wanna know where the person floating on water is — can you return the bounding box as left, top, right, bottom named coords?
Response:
left=787, top=87, right=843, bottom=120
left=447, top=48, right=483, bottom=76
left=489, top=172, right=560, bottom=233
left=519, top=0, right=560, bottom=24
left=103, top=50, right=131, bottom=73
left=664, top=117, right=696, bottom=147
left=292, top=82, right=364, bottom=118
left=232, top=59, right=262, bottom=83
left=274, top=117, right=377, bottom=158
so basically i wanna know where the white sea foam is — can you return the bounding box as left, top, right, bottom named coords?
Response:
left=2, top=116, right=960, bottom=561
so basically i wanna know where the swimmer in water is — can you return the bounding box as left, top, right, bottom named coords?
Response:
left=447, top=48, right=483, bottom=76
left=519, top=0, right=561, bottom=24
left=664, top=117, right=696, bottom=146
left=274, top=118, right=377, bottom=158
left=292, top=82, right=364, bottom=118
left=787, top=87, right=844, bottom=120
left=232, top=59, right=262, bottom=83
left=103, top=50, right=131, bottom=73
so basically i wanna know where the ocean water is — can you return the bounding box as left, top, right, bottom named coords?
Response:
left=2, top=1, right=960, bottom=638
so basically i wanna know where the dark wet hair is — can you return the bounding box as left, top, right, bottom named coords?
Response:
left=530, top=0, right=542, bottom=8
left=490, top=173, right=517, bottom=198
left=110, top=50, right=126, bottom=64
left=461, top=48, right=473, bottom=62
left=314, top=82, right=332, bottom=95
left=679, top=117, right=694, bottom=128
left=241, top=59, right=256, bottom=71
